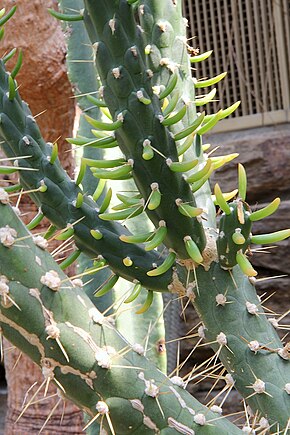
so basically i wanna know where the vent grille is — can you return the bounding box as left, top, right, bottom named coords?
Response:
left=183, top=0, right=290, bottom=129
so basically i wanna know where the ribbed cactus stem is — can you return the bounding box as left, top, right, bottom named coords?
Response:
left=0, top=202, right=242, bottom=434
left=0, top=57, right=184, bottom=292
left=83, top=0, right=206, bottom=258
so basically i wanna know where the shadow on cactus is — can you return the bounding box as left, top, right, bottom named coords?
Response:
left=0, top=1, right=290, bottom=433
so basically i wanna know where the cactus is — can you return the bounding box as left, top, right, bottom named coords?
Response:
left=0, top=201, right=242, bottom=434
left=0, top=2, right=290, bottom=433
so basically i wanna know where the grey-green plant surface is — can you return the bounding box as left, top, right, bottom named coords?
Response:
left=0, top=202, right=242, bottom=434
left=0, top=1, right=290, bottom=433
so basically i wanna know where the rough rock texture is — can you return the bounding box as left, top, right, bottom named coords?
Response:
left=210, top=124, right=290, bottom=203
left=0, top=1, right=81, bottom=433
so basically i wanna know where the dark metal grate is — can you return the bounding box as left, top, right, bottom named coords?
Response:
left=183, top=0, right=290, bottom=124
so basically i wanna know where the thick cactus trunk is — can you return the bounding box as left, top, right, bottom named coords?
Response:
left=0, top=202, right=241, bottom=434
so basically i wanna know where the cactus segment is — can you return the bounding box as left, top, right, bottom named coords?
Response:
left=212, top=188, right=238, bottom=206
left=2, top=48, right=17, bottom=64
left=0, top=6, right=16, bottom=27
left=214, top=184, right=231, bottom=215
left=119, top=231, right=153, bottom=244
left=211, top=153, right=239, bottom=170
left=75, top=192, right=84, bottom=208
left=49, top=142, right=58, bottom=165
left=94, top=274, right=119, bottom=297
left=8, top=75, right=16, bottom=101
left=92, top=179, right=106, bottom=202
left=174, top=112, right=205, bottom=141
left=67, top=135, right=117, bottom=148
left=10, top=49, right=23, bottom=79
left=0, top=203, right=275, bottom=433
left=99, top=187, right=112, bottom=213
left=135, top=290, right=154, bottom=313
left=186, top=159, right=212, bottom=184
left=194, top=72, right=227, bottom=89
left=238, top=163, right=247, bottom=201
left=147, top=183, right=161, bottom=210
left=144, top=223, right=167, bottom=251
left=162, top=90, right=179, bottom=117
left=76, top=159, right=86, bottom=186
left=0, top=59, right=181, bottom=292
left=236, top=250, right=257, bottom=277
left=26, top=210, right=44, bottom=230
left=142, top=139, right=154, bottom=160
left=177, top=133, right=195, bottom=157
left=48, top=8, right=84, bottom=21
left=90, top=229, right=103, bottom=240
left=195, top=88, right=217, bottom=106
left=59, top=249, right=81, bottom=270
left=190, top=49, right=213, bottom=63
left=124, top=281, right=142, bottom=303
left=81, top=0, right=207, bottom=258
left=55, top=226, right=75, bottom=241
left=83, top=157, right=125, bottom=168
left=176, top=199, right=203, bottom=218
left=99, top=204, right=143, bottom=221
left=84, top=113, right=124, bottom=131
left=217, top=200, right=252, bottom=269
left=147, top=252, right=176, bottom=276
left=249, top=197, right=280, bottom=222
left=197, top=111, right=221, bottom=135
left=184, top=236, right=203, bottom=264
left=91, top=163, right=133, bottom=180
left=161, top=104, right=187, bottom=126
left=158, top=72, right=178, bottom=100
left=166, top=158, right=198, bottom=173
left=194, top=263, right=290, bottom=428
left=251, top=229, right=290, bottom=245
left=219, top=101, right=241, bottom=119
left=86, top=94, right=107, bottom=108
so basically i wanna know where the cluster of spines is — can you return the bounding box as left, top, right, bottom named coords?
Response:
left=215, top=164, right=290, bottom=276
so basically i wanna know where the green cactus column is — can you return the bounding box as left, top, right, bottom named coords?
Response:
left=59, top=0, right=167, bottom=374
left=136, top=1, right=290, bottom=429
